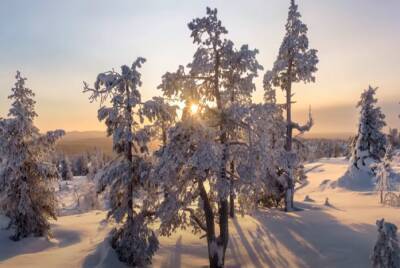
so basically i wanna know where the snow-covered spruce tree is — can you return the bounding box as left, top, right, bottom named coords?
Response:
left=352, top=86, right=387, bottom=166
left=72, top=153, right=89, bottom=176
left=264, top=0, right=318, bottom=211
left=371, top=219, right=400, bottom=268
left=58, top=154, right=73, bottom=181
left=84, top=58, right=165, bottom=267
left=0, top=71, right=64, bottom=241
left=156, top=7, right=264, bottom=267
left=339, top=86, right=386, bottom=190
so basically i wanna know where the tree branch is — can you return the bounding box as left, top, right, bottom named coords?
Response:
left=291, top=106, right=313, bottom=133
left=228, top=141, right=249, bottom=148
left=184, top=208, right=207, bottom=232
left=226, top=170, right=240, bottom=181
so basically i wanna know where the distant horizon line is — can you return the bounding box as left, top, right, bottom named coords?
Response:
left=59, top=130, right=358, bottom=140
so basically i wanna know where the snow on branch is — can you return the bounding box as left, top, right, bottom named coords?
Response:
left=291, top=106, right=313, bottom=133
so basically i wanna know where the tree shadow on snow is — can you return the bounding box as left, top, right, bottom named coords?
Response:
left=0, top=224, right=81, bottom=262
left=160, top=236, right=183, bottom=268
left=82, top=236, right=128, bottom=268
left=228, top=203, right=375, bottom=268
left=83, top=202, right=375, bottom=268
left=158, top=235, right=209, bottom=268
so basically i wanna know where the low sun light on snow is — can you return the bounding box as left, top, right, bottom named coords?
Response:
left=190, top=103, right=199, bottom=114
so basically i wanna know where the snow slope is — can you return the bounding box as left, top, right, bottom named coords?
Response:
left=0, top=158, right=399, bottom=268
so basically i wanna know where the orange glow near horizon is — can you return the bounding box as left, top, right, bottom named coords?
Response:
left=0, top=1, right=399, bottom=134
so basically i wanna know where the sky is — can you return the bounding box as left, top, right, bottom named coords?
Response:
left=0, top=0, right=399, bottom=136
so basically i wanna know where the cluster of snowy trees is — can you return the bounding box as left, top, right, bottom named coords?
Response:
left=81, top=1, right=318, bottom=267
left=54, top=149, right=111, bottom=180
left=296, top=138, right=349, bottom=162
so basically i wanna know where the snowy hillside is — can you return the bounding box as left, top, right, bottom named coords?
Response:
left=0, top=157, right=399, bottom=268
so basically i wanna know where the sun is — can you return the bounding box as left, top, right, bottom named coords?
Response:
left=190, top=103, right=199, bottom=114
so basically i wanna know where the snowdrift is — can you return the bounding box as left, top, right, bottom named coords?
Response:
left=336, top=165, right=375, bottom=191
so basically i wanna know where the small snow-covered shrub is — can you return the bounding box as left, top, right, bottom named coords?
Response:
left=74, top=183, right=101, bottom=212
left=374, top=145, right=397, bottom=203
left=371, top=219, right=400, bottom=268
left=304, top=195, right=314, bottom=202
left=324, top=198, right=331, bottom=206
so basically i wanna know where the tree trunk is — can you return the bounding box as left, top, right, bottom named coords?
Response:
left=207, top=38, right=229, bottom=267
left=217, top=142, right=230, bottom=265
left=229, top=186, right=235, bottom=218
left=285, top=58, right=294, bottom=212
left=161, top=120, right=167, bottom=147
left=229, top=161, right=235, bottom=218
left=125, top=83, right=134, bottom=222
left=219, top=198, right=229, bottom=266
left=199, top=182, right=222, bottom=268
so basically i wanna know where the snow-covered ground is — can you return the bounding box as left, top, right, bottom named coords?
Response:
left=0, top=157, right=399, bottom=268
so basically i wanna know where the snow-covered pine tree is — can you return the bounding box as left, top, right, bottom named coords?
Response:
left=156, top=7, right=264, bottom=267
left=0, top=71, right=64, bottom=241
left=263, top=0, right=318, bottom=211
left=371, top=219, right=400, bottom=268
left=221, top=40, right=263, bottom=218
left=339, top=86, right=387, bottom=190
left=84, top=58, right=167, bottom=266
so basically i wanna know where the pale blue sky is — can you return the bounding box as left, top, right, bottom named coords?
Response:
left=0, top=0, right=399, bottom=134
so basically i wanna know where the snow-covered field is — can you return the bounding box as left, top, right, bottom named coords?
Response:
left=0, top=157, right=399, bottom=268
